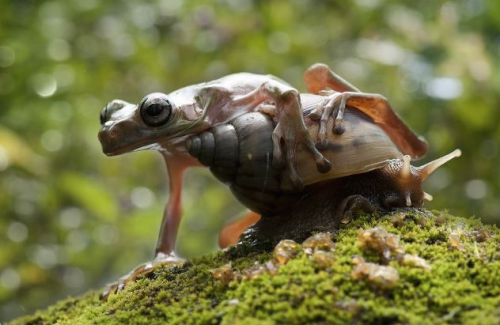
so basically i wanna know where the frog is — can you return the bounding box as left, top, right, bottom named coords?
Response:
left=98, top=63, right=428, bottom=298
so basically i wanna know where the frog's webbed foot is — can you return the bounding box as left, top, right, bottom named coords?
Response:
left=270, top=88, right=331, bottom=189
left=304, top=63, right=428, bottom=159
left=309, top=91, right=350, bottom=149
left=100, top=253, right=185, bottom=301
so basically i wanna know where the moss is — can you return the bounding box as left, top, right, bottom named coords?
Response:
left=8, top=210, right=500, bottom=325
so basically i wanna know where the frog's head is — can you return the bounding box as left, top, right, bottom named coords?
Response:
left=98, top=93, right=203, bottom=155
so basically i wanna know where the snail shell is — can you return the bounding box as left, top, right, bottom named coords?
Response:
left=186, top=112, right=282, bottom=191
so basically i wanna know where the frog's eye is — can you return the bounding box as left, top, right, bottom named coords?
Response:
left=139, top=94, right=173, bottom=126
left=99, top=106, right=108, bottom=125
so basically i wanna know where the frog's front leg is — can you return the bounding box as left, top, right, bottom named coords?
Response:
left=101, top=154, right=189, bottom=300
left=234, top=80, right=331, bottom=189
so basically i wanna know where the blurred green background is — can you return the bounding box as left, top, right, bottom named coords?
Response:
left=1, top=0, right=498, bottom=321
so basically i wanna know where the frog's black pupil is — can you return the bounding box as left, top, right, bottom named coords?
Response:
left=147, top=103, right=163, bottom=116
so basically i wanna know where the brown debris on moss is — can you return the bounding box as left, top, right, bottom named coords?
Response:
left=358, top=226, right=405, bottom=259
left=351, top=256, right=400, bottom=289
left=397, top=253, right=431, bottom=270
left=210, top=263, right=235, bottom=285
left=470, top=228, right=491, bottom=243
left=272, top=239, right=300, bottom=265
left=301, top=233, right=335, bottom=255
left=449, top=231, right=464, bottom=251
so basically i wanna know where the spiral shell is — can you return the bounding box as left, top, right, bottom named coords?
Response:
left=186, top=112, right=282, bottom=192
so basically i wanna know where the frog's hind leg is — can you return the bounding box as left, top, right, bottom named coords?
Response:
left=304, top=63, right=428, bottom=159
left=218, top=211, right=261, bottom=248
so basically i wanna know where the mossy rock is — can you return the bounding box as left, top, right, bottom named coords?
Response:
left=8, top=210, right=500, bottom=325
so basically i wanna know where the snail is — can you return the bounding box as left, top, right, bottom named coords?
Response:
left=186, top=93, right=461, bottom=241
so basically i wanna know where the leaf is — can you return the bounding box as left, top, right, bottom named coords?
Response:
left=0, top=126, right=48, bottom=175
left=58, top=172, right=119, bottom=222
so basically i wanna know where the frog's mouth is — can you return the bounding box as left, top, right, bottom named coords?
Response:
left=98, top=121, right=167, bottom=156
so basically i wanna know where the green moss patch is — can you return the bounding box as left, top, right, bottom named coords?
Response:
left=8, top=210, right=500, bottom=325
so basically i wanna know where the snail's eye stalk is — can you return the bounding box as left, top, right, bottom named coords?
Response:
left=417, top=149, right=462, bottom=181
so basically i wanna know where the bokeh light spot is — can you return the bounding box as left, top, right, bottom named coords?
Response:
left=465, top=179, right=488, bottom=200
left=111, top=34, right=136, bottom=58
left=0, top=145, right=9, bottom=171
left=66, top=230, right=89, bottom=252
left=195, top=31, right=219, bottom=53
left=48, top=39, right=71, bottom=61
left=7, top=221, right=29, bottom=243
left=41, top=130, right=63, bottom=152
left=131, top=187, right=155, bottom=208
left=63, top=267, right=85, bottom=288
left=59, top=207, right=84, bottom=229
left=268, top=32, right=291, bottom=54
left=356, top=39, right=408, bottom=65
left=425, top=77, right=463, bottom=100
left=131, top=5, right=157, bottom=29
left=29, top=245, right=59, bottom=269
left=50, top=101, right=73, bottom=123
left=93, top=225, right=119, bottom=245
left=1, top=268, right=21, bottom=290
left=31, top=74, right=57, bottom=98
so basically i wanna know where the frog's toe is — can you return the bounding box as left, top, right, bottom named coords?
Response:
left=333, top=118, right=345, bottom=135
left=316, top=156, right=331, bottom=173
left=309, top=104, right=324, bottom=120
left=271, top=129, right=286, bottom=169
left=303, top=135, right=331, bottom=173
left=288, top=167, right=304, bottom=190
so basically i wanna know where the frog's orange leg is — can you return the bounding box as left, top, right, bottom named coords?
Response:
left=304, top=63, right=428, bottom=159
left=101, top=154, right=192, bottom=300
left=155, top=154, right=191, bottom=256
left=218, top=211, right=261, bottom=248
left=339, top=93, right=428, bottom=158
